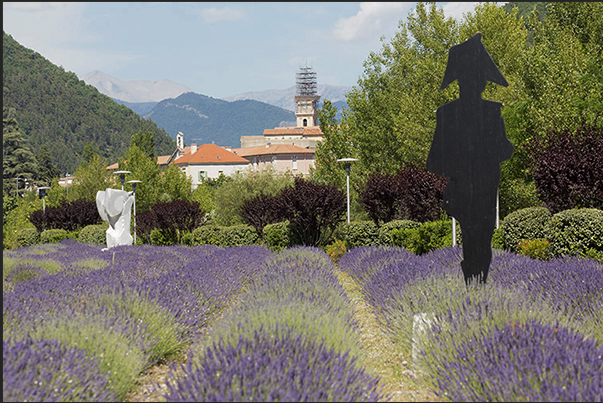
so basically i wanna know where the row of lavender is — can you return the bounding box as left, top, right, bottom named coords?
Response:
left=337, top=246, right=603, bottom=401
left=3, top=239, right=272, bottom=401
left=161, top=246, right=383, bottom=401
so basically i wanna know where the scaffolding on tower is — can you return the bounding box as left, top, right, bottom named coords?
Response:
left=296, top=67, right=317, bottom=96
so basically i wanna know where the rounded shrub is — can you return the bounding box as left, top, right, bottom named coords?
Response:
left=500, top=207, right=552, bottom=252
left=40, top=228, right=69, bottom=244
left=219, top=224, right=259, bottom=247
left=190, top=225, right=222, bottom=246
left=517, top=238, right=550, bottom=260
left=263, top=220, right=291, bottom=251
left=335, top=221, right=379, bottom=248
left=378, top=219, right=420, bottom=245
left=78, top=224, right=108, bottom=245
left=16, top=228, right=40, bottom=247
left=391, top=219, right=461, bottom=255
left=546, top=208, right=603, bottom=258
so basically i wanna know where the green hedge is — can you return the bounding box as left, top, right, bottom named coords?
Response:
left=500, top=207, right=552, bottom=251
left=391, top=219, right=461, bottom=255
left=219, top=225, right=259, bottom=247
left=263, top=221, right=291, bottom=251
left=378, top=219, right=420, bottom=245
left=334, top=221, right=379, bottom=248
left=16, top=228, right=40, bottom=247
left=189, top=225, right=222, bottom=246
left=546, top=208, right=603, bottom=259
left=40, top=229, right=70, bottom=244
left=78, top=224, right=108, bottom=245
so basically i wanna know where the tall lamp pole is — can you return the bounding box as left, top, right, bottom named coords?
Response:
left=37, top=187, right=51, bottom=213
left=114, top=170, right=131, bottom=190
left=337, top=158, right=359, bottom=224
left=126, top=180, right=142, bottom=244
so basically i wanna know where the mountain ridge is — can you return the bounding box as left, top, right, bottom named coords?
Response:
left=80, top=70, right=194, bottom=103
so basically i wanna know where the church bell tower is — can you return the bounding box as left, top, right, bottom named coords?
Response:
left=293, top=67, right=321, bottom=127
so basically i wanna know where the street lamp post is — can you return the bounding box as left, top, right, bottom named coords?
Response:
left=113, top=170, right=131, bottom=190
left=37, top=186, right=51, bottom=213
left=337, top=158, right=359, bottom=224
left=126, top=180, right=142, bottom=244
left=15, top=177, right=25, bottom=197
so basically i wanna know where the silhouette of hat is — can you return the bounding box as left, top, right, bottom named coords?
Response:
left=440, top=32, right=508, bottom=90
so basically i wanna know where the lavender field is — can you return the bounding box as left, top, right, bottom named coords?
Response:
left=3, top=240, right=603, bottom=402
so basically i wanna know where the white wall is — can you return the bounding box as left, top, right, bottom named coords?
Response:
left=181, top=163, right=248, bottom=189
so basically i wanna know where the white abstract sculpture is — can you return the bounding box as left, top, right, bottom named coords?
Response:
left=96, top=188, right=134, bottom=249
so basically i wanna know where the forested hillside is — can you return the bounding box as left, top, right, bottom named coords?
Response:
left=144, top=92, right=296, bottom=147
left=2, top=32, right=175, bottom=174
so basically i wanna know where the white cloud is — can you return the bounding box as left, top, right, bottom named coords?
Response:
left=441, top=2, right=480, bottom=21
left=333, top=2, right=412, bottom=42
left=200, top=7, right=244, bottom=23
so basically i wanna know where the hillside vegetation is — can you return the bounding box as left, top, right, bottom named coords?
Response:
left=2, top=31, right=175, bottom=174
left=144, top=92, right=296, bottom=147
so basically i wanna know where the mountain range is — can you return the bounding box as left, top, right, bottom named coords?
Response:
left=81, top=70, right=194, bottom=103
left=2, top=31, right=175, bottom=175
left=79, top=70, right=352, bottom=146
left=143, top=92, right=297, bottom=147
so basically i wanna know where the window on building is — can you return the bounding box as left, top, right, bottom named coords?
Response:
left=303, top=118, right=308, bottom=127
left=292, top=155, right=297, bottom=170
left=198, top=171, right=206, bottom=181
left=271, top=156, right=277, bottom=166
left=218, top=170, right=224, bottom=176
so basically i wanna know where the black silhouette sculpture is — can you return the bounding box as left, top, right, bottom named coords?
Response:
left=427, top=33, right=513, bottom=285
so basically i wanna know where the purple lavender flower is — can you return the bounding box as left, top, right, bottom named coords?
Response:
left=3, top=336, right=116, bottom=402
left=429, top=321, right=603, bottom=402
left=164, top=327, right=383, bottom=402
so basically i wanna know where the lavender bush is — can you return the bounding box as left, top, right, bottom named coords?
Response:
left=3, top=336, right=116, bottom=402
left=165, top=328, right=382, bottom=402
left=4, top=240, right=273, bottom=400
left=337, top=245, right=602, bottom=401
left=428, top=321, right=603, bottom=402
left=165, top=246, right=383, bottom=401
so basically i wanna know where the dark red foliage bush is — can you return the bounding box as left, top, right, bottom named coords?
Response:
left=278, top=177, right=346, bottom=246
left=135, top=199, right=206, bottom=243
left=357, top=172, right=401, bottom=224
left=240, top=193, right=286, bottom=236
left=153, top=199, right=206, bottom=235
left=358, top=164, right=448, bottom=225
left=527, top=123, right=603, bottom=213
left=136, top=209, right=159, bottom=244
left=29, top=199, right=101, bottom=232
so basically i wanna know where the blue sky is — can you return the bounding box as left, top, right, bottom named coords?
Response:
left=3, top=2, right=490, bottom=99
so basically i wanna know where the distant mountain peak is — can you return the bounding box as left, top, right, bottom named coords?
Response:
left=80, top=70, right=194, bottom=103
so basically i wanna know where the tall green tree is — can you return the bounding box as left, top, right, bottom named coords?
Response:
left=3, top=117, right=39, bottom=194
left=312, top=99, right=354, bottom=190
left=36, top=145, right=61, bottom=185
left=156, top=164, right=192, bottom=203
left=120, top=145, right=161, bottom=212
left=130, top=130, right=156, bottom=161
left=67, top=153, right=117, bottom=202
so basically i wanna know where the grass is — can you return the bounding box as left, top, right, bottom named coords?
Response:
left=336, top=270, right=441, bottom=402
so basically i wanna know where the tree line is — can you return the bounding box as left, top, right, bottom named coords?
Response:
left=313, top=2, right=602, bottom=217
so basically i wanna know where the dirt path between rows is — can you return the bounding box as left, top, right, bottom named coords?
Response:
left=125, top=268, right=441, bottom=402
left=335, top=270, right=441, bottom=402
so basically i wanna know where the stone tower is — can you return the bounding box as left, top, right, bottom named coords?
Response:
left=293, top=67, right=321, bottom=127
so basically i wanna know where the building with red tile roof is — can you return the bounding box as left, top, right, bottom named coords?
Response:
left=172, top=143, right=249, bottom=188
left=231, top=143, right=315, bottom=176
